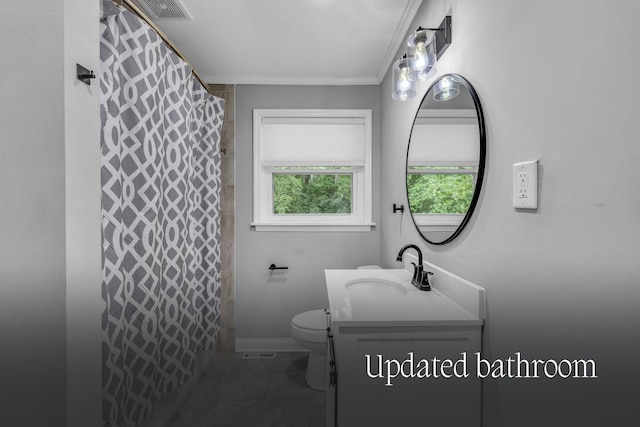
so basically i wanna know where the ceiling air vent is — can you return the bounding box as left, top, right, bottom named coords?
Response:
left=135, top=0, right=192, bottom=20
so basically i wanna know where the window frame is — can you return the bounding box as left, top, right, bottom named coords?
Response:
left=252, top=109, right=373, bottom=232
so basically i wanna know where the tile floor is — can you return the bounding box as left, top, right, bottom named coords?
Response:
left=168, top=352, right=326, bottom=427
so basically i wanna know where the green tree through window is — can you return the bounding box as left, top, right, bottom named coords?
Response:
left=407, top=173, right=473, bottom=214
left=273, top=173, right=352, bottom=214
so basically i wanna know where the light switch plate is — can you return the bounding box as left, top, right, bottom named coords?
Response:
left=513, top=160, right=538, bottom=209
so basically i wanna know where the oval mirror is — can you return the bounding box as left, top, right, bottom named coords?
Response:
left=406, top=74, right=486, bottom=245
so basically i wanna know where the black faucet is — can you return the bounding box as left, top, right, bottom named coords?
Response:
left=396, top=244, right=433, bottom=291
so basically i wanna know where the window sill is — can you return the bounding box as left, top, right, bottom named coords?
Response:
left=251, top=222, right=376, bottom=232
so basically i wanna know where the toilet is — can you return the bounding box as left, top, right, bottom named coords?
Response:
left=291, top=309, right=328, bottom=391
left=291, top=266, right=381, bottom=391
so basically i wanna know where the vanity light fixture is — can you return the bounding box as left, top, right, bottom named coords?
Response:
left=392, top=54, right=417, bottom=101
left=393, top=15, right=452, bottom=101
left=407, top=27, right=437, bottom=80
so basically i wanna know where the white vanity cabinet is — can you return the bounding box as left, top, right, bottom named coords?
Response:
left=325, top=265, right=485, bottom=427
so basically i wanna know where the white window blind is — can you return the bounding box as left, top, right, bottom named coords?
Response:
left=260, top=117, right=366, bottom=167
left=409, top=116, right=479, bottom=167
left=409, top=124, right=480, bottom=166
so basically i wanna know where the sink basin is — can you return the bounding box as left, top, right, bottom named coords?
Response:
left=345, top=277, right=408, bottom=298
left=344, top=278, right=410, bottom=314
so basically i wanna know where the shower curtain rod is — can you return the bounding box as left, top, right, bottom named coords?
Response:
left=113, top=0, right=212, bottom=94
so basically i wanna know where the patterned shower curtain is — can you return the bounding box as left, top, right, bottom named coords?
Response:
left=100, top=3, right=225, bottom=426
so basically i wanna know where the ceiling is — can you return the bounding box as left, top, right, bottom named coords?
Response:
left=134, top=0, right=423, bottom=85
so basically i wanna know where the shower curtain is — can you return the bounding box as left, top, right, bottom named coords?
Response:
left=100, top=3, right=225, bottom=426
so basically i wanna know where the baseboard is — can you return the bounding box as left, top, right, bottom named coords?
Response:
left=235, top=337, right=307, bottom=353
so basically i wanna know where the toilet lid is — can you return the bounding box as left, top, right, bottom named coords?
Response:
left=292, top=309, right=327, bottom=331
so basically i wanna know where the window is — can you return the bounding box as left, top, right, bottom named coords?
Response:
left=407, top=110, right=479, bottom=233
left=253, top=109, right=373, bottom=231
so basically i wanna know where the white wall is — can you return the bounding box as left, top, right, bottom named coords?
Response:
left=0, top=1, right=102, bottom=425
left=0, top=2, right=68, bottom=425
left=380, top=0, right=640, bottom=424
left=64, top=0, right=102, bottom=425
left=235, top=85, right=381, bottom=347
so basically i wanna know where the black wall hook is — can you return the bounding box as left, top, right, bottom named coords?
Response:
left=76, top=63, right=96, bottom=85
left=393, top=204, right=405, bottom=213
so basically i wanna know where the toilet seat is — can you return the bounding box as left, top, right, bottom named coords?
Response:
left=291, top=309, right=327, bottom=343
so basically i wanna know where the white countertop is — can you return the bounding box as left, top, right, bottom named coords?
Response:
left=325, top=268, right=484, bottom=327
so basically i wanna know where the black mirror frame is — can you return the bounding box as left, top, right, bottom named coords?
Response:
left=405, top=73, right=486, bottom=245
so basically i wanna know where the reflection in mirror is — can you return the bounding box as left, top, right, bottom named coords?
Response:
left=406, top=74, right=485, bottom=245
